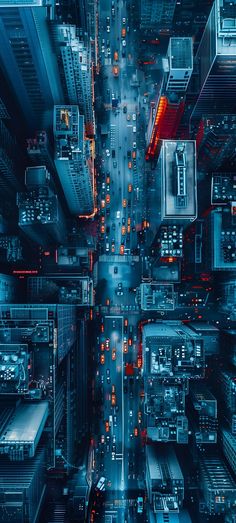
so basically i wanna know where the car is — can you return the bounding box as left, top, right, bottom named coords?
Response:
left=122, top=40, right=126, bottom=47
left=114, top=266, right=118, bottom=274
left=129, top=410, right=133, bottom=417
left=105, top=339, right=110, bottom=350
left=112, top=452, right=115, bottom=460
left=133, top=141, right=136, bottom=148
left=105, top=420, right=109, bottom=432
left=116, top=210, right=121, bottom=219
left=128, top=161, right=132, bottom=169
left=120, top=244, right=124, bottom=255
left=122, top=226, right=126, bottom=235
left=107, top=25, right=110, bottom=32
left=106, top=194, right=110, bottom=204
left=122, top=17, right=126, bottom=24
left=105, top=242, right=109, bottom=253
left=113, top=65, right=119, bottom=77
left=111, top=393, right=116, bottom=406
left=128, top=337, right=132, bottom=346
left=112, top=348, right=116, bottom=360
left=101, top=45, right=105, bottom=53
left=127, top=113, right=131, bottom=121
left=100, top=354, right=105, bottom=365
left=123, top=105, right=127, bottom=113
left=105, top=149, right=110, bottom=157
left=111, top=242, right=115, bottom=253
left=107, top=47, right=111, bottom=55
left=106, top=174, right=110, bottom=184
left=106, top=297, right=110, bottom=306
left=122, top=199, right=127, bottom=207
left=123, top=340, right=128, bottom=353
left=113, top=415, right=117, bottom=425
left=114, top=51, right=118, bottom=61
left=100, top=342, right=105, bottom=351
left=133, top=126, right=136, bottom=133
left=101, top=434, right=105, bottom=444
left=128, top=183, right=132, bottom=192
left=100, top=225, right=105, bottom=234
left=132, top=151, right=136, bottom=159
left=121, top=27, right=126, bottom=37
left=132, top=113, right=136, bottom=121
left=101, top=199, right=105, bottom=208
left=113, top=161, right=117, bottom=168
left=134, top=427, right=138, bottom=437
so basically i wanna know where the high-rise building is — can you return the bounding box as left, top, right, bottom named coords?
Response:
left=208, top=207, right=236, bottom=271
left=0, top=303, right=78, bottom=468
left=211, top=173, right=236, bottom=206
left=140, top=0, right=177, bottom=32
left=222, top=429, right=236, bottom=477
left=166, top=38, right=193, bottom=93
left=28, top=275, right=93, bottom=306
left=0, top=4, right=63, bottom=131
left=0, top=119, right=24, bottom=208
left=142, top=321, right=205, bottom=443
left=158, top=140, right=197, bottom=223
left=196, top=115, right=236, bottom=172
left=17, top=166, right=67, bottom=247
left=52, top=25, right=95, bottom=136
left=191, top=0, right=236, bottom=123
left=0, top=273, right=19, bottom=302
left=190, top=384, right=218, bottom=445
left=146, top=38, right=193, bottom=161
left=146, top=445, right=184, bottom=514
left=200, top=455, right=236, bottom=515
left=54, top=105, right=94, bottom=216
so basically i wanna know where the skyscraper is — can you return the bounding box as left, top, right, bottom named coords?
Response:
left=54, top=105, right=94, bottom=216
left=191, top=0, right=236, bottom=123
left=53, top=25, right=95, bottom=136
left=140, top=0, right=177, bottom=32
left=0, top=4, right=63, bottom=131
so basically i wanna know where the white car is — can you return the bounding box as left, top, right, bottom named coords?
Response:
left=107, top=25, right=110, bottom=32
left=133, top=142, right=136, bottom=148
left=132, top=113, right=136, bottom=121
left=133, top=126, right=136, bottom=133
left=116, top=210, right=121, bottom=219
left=101, top=45, right=105, bottom=53
left=129, top=410, right=133, bottom=417
left=122, top=40, right=126, bottom=47
left=106, top=149, right=110, bottom=157
left=122, top=17, right=126, bottom=23
left=107, top=47, right=111, bottom=55
left=112, top=452, right=115, bottom=460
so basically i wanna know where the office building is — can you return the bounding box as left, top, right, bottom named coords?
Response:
left=142, top=322, right=205, bottom=380
left=146, top=445, right=184, bottom=513
left=140, top=283, right=175, bottom=311
left=146, top=94, right=185, bottom=161
left=208, top=207, right=236, bottom=271
left=188, top=322, right=219, bottom=357
left=166, top=38, right=193, bottom=93
left=17, top=166, right=67, bottom=247
left=190, top=384, right=218, bottom=445
left=196, top=115, right=236, bottom=172
left=146, top=38, right=192, bottom=161
left=0, top=273, right=19, bottom=303
left=0, top=402, right=49, bottom=459
left=0, top=303, right=78, bottom=468
left=54, top=105, right=94, bottom=216
left=0, top=235, right=23, bottom=263
left=157, top=225, right=183, bottom=259
left=52, top=25, right=95, bottom=136
left=0, top=119, right=24, bottom=208
left=158, top=140, right=197, bottom=223
left=219, top=279, right=236, bottom=320
left=211, top=173, right=236, bottom=205
left=219, top=370, right=236, bottom=432
left=78, top=0, right=98, bottom=64
left=200, top=455, right=236, bottom=515
left=222, top=429, right=236, bottom=477
left=140, top=0, right=177, bottom=32
left=28, top=275, right=93, bottom=306
left=27, top=130, right=56, bottom=176
left=191, top=0, right=236, bottom=123
left=142, top=321, right=204, bottom=443
left=0, top=4, right=63, bottom=131
left=0, top=447, right=46, bottom=522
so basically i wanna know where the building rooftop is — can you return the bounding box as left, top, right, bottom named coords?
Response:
left=0, top=402, right=48, bottom=458
left=146, top=445, right=183, bottom=482
left=211, top=173, right=236, bottom=205
left=169, top=38, right=193, bottom=70
left=140, top=283, right=175, bottom=311
left=160, top=140, right=197, bottom=221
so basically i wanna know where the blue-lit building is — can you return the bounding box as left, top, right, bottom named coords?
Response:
left=0, top=4, right=63, bottom=131
left=54, top=105, right=94, bottom=216
left=191, top=0, right=236, bottom=123
left=17, top=165, right=67, bottom=247
left=200, top=455, right=236, bottom=516
left=52, top=25, right=95, bottom=136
